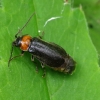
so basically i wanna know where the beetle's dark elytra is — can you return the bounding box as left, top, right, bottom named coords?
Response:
left=28, top=37, right=76, bottom=74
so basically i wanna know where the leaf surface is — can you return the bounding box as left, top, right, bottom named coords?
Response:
left=0, top=0, right=100, bottom=100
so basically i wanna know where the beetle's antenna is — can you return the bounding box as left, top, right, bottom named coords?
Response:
left=8, top=44, right=14, bottom=67
left=15, top=12, right=35, bottom=38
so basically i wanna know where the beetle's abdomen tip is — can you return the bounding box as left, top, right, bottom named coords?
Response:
left=64, top=57, right=76, bottom=74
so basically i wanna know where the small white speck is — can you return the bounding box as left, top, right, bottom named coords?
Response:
left=64, top=2, right=67, bottom=5
left=61, top=1, right=69, bottom=14
left=63, top=0, right=69, bottom=5
left=38, top=30, right=41, bottom=33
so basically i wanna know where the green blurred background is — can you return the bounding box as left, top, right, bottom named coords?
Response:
left=73, top=0, right=100, bottom=55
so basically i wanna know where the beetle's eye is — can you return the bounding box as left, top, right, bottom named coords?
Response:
left=13, top=37, right=21, bottom=47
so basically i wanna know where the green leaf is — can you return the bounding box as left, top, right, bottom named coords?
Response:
left=0, top=0, right=100, bottom=100
left=73, top=0, right=100, bottom=54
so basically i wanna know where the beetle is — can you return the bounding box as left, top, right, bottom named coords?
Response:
left=8, top=12, right=76, bottom=76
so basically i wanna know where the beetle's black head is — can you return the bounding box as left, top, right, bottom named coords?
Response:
left=13, top=36, right=22, bottom=47
left=66, top=57, right=76, bottom=74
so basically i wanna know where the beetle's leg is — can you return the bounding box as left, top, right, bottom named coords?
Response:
left=31, top=55, right=34, bottom=61
left=38, top=31, right=44, bottom=39
left=41, top=63, right=46, bottom=77
left=41, top=63, right=45, bottom=68
left=8, top=51, right=24, bottom=67
left=31, top=55, right=38, bottom=72
left=42, top=68, right=46, bottom=77
left=10, top=51, right=24, bottom=60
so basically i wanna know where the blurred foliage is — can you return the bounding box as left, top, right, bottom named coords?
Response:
left=73, top=0, right=100, bottom=54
